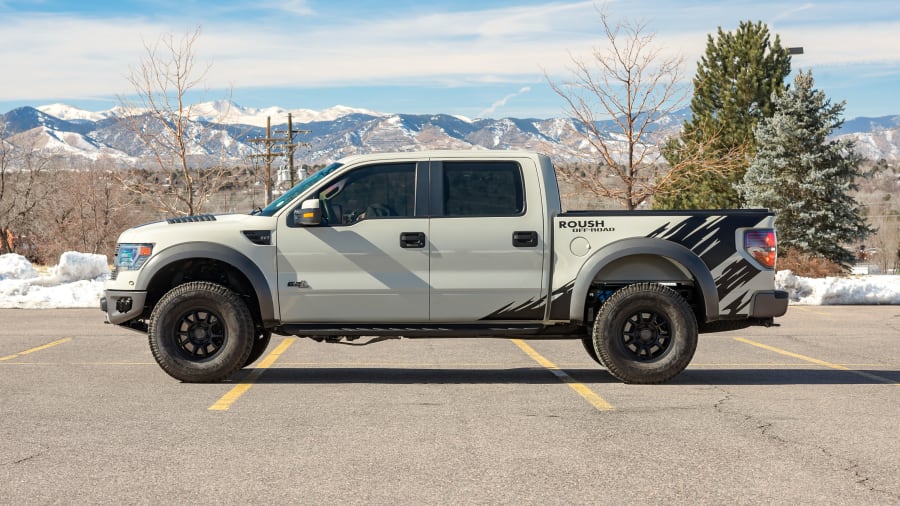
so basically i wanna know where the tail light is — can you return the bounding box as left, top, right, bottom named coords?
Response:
left=744, top=229, right=777, bottom=269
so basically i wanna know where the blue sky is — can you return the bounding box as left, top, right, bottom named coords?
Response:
left=1, top=0, right=899, bottom=119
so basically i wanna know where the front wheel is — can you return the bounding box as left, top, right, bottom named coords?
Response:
left=243, top=330, right=272, bottom=367
left=593, top=283, right=698, bottom=384
left=148, top=281, right=254, bottom=382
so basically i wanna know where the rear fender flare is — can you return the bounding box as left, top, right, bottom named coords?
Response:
left=568, top=238, right=718, bottom=323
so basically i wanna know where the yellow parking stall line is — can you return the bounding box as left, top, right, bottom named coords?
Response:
left=788, top=306, right=831, bottom=316
left=734, top=337, right=900, bottom=386
left=0, top=337, right=72, bottom=361
left=208, top=337, right=295, bottom=411
left=512, top=339, right=614, bottom=411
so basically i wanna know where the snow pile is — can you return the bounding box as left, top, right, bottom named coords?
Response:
left=0, top=253, right=38, bottom=280
left=0, top=252, right=109, bottom=309
left=776, top=270, right=900, bottom=305
left=50, top=251, right=110, bottom=284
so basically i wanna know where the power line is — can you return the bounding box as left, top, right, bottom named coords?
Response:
left=274, top=113, right=311, bottom=187
left=249, top=113, right=311, bottom=204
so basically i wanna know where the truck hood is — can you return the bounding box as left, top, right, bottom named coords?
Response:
left=117, top=213, right=278, bottom=244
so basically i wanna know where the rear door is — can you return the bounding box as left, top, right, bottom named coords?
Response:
left=427, top=158, right=546, bottom=321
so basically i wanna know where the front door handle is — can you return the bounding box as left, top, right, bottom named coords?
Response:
left=400, top=232, right=426, bottom=248
left=512, top=231, right=538, bottom=248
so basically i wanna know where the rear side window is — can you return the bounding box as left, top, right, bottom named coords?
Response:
left=442, top=161, right=524, bottom=217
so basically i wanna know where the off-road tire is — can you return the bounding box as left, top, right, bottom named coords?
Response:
left=148, top=281, right=254, bottom=382
left=582, top=336, right=605, bottom=367
left=243, top=330, right=272, bottom=367
left=593, top=283, right=698, bottom=384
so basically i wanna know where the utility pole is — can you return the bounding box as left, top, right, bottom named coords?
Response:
left=249, top=113, right=311, bottom=204
left=249, top=116, right=277, bottom=204
left=274, top=113, right=311, bottom=187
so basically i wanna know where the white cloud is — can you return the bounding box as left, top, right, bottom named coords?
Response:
left=1, top=1, right=899, bottom=106
left=772, top=2, right=817, bottom=22
left=284, top=0, right=314, bottom=16
left=477, top=86, right=532, bottom=118
left=0, top=3, right=601, bottom=101
left=777, top=22, right=900, bottom=66
left=257, top=0, right=313, bottom=16
left=0, top=14, right=169, bottom=100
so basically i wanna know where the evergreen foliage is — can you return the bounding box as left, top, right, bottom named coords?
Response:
left=657, top=21, right=791, bottom=209
left=737, top=70, right=872, bottom=268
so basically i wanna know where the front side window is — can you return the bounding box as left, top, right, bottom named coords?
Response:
left=442, top=161, right=524, bottom=217
left=258, top=162, right=342, bottom=216
left=318, top=163, right=416, bottom=225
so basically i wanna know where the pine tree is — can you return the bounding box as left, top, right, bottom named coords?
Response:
left=656, top=21, right=791, bottom=209
left=737, top=70, right=872, bottom=268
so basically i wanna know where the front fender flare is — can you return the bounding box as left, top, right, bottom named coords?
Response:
left=136, top=242, right=275, bottom=323
left=568, top=238, right=718, bottom=323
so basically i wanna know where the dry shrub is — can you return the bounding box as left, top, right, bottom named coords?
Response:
left=24, top=160, right=149, bottom=266
left=777, top=248, right=845, bottom=277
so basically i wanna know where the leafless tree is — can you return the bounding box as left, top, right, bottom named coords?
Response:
left=35, top=157, right=138, bottom=262
left=0, top=126, right=16, bottom=253
left=118, top=26, right=233, bottom=216
left=0, top=130, right=53, bottom=257
left=547, top=8, right=745, bottom=210
left=855, top=160, right=900, bottom=274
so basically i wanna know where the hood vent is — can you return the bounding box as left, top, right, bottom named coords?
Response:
left=167, top=214, right=217, bottom=224
left=242, top=230, right=272, bottom=245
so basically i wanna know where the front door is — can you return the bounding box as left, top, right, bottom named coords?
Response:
left=276, top=162, right=430, bottom=323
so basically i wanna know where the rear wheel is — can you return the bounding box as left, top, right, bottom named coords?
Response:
left=581, top=336, right=605, bottom=366
left=148, top=281, right=254, bottom=382
left=593, top=283, right=698, bottom=384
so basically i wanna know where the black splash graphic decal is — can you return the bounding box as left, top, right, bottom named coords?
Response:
left=482, top=282, right=574, bottom=321
left=482, top=299, right=545, bottom=321
left=648, top=214, right=765, bottom=270
left=722, top=291, right=751, bottom=315
left=548, top=281, right=575, bottom=320
left=715, top=259, right=759, bottom=300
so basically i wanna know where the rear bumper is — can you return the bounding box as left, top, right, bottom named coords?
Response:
left=750, top=290, right=789, bottom=318
left=101, top=290, right=147, bottom=325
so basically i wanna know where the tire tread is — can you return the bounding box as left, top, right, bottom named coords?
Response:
left=148, top=281, right=254, bottom=382
left=593, top=283, right=698, bottom=384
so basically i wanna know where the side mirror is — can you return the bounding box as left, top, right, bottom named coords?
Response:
left=294, top=199, right=322, bottom=226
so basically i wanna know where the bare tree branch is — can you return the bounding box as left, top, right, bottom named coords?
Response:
left=546, top=7, right=746, bottom=210
left=116, top=26, right=233, bottom=216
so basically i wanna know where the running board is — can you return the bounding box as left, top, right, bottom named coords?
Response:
left=279, top=323, right=549, bottom=338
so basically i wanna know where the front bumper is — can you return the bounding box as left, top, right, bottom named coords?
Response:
left=101, top=290, right=148, bottom=325
left=750, top=290, right=789, bottom=318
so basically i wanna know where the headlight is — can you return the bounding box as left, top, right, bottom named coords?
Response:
left=115, top=243, right=154, bottom=271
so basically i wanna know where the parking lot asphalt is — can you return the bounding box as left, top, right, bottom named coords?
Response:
left=1, top=306, right=898, bottom=504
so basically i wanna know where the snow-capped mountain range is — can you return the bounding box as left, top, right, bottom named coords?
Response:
left=37, top=101, right=388, bottom=128
left=1, top=101, right=898, bottom=167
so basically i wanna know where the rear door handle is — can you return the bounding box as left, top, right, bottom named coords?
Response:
left=513, top=231, right=538, bottom=248
left=400, top=232, right=426, bottom=248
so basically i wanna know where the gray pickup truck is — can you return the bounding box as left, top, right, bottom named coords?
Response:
left=102, top=150, right=787, bottom=383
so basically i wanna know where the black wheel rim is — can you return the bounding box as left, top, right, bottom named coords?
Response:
left=174, top=309, right=226, bottom=360
left=618, top=310, right=672, bottom=361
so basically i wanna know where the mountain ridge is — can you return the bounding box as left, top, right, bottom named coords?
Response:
left=3, top=102, right=899, bottom=166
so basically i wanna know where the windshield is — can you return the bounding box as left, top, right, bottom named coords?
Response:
left=256, top=162, right=343, bottom=216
